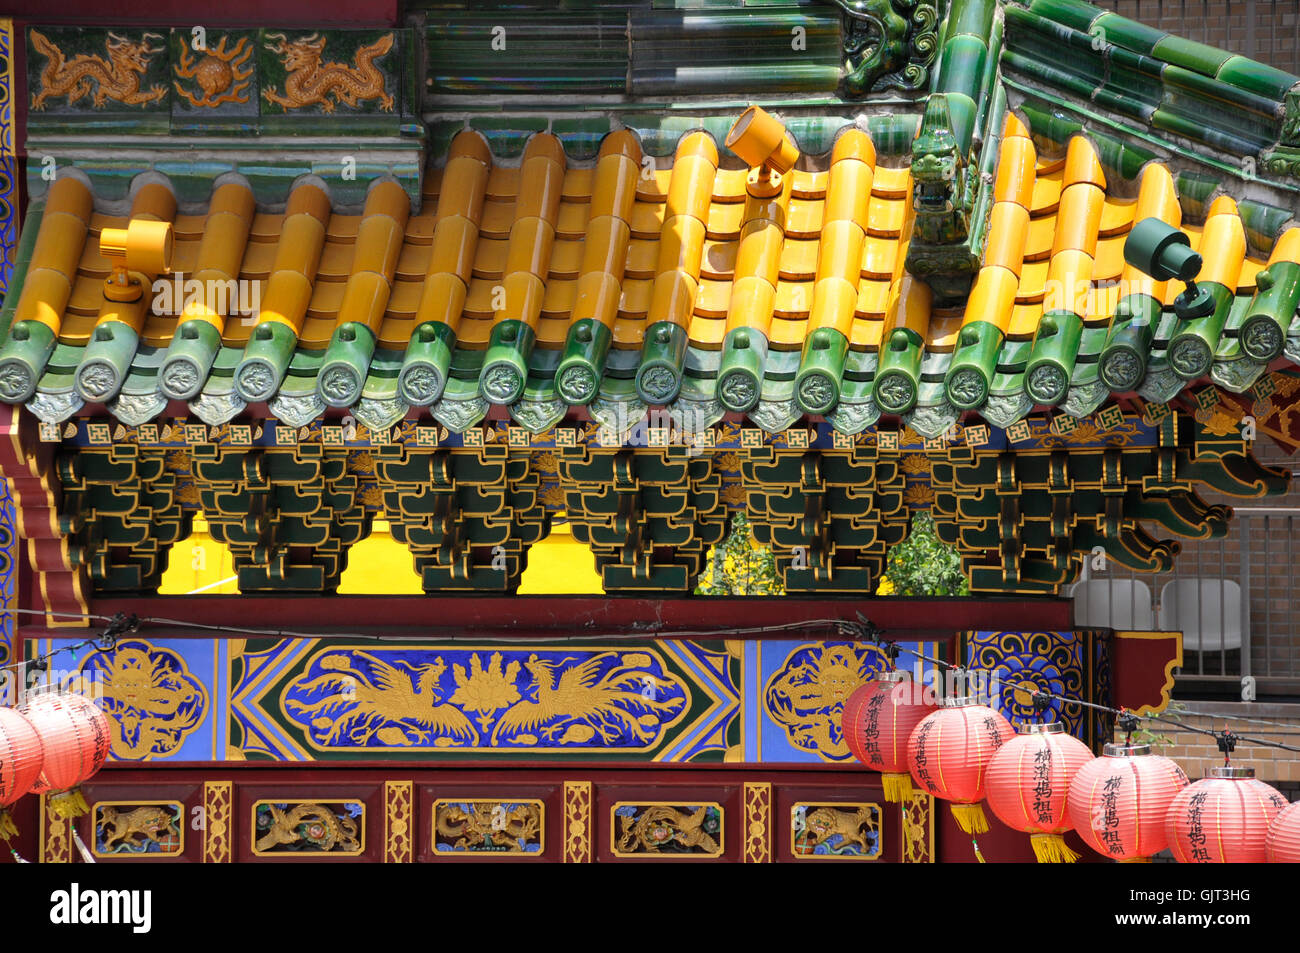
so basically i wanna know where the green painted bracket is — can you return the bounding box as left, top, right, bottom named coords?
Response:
left=159, top=319, right=222, bottom=401
left=716, top=326, right=768, bottom=413
left=0, top=321, right=57, bottom=403
left=397, top=321, right=457, bottom=406
left=235, top=321, right=299, bottom=403
left=635, top=321, right=690, bottom=405
left=1025, top=310, right=1083, bottom=405
left=555, top=319, right=613, bottom=406
left=794, top=326, right=849, bottom=415
left=480, top=319, right=537, bottom=405
left=1098, top=293, right=1162, bottom=391
left=1239, top=261, right=1300, bottom=362
left=75, top=320, right=140, bottom=404
left=944, top=320, right=1003, bottom=409
left=872, top=326, right=924, bottom=414
left=1167, top=281, right=1235, bottom=380
left=317, top=321, right=378, bottom=409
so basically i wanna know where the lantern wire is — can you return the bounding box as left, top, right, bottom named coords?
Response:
left=831, top=616, right=1300, bottom=756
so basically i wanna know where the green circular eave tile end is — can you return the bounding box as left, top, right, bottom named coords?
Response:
left=480, top=320, right=535, bottom=406
left=794, top=369, right=840, bottom=416
left=0, top=358, right=37, bottom=403
left=158, top=356, right=206, bottom=402
left=76, top=358, right=124, bottom=403
left=635, top=361, right=682, bottom=405
left=398, top=360, right=447, bottom=406
left=1025, top=361, right=1069, bottom=405
left=398, top=321, right=457, bottom=406
left=944, top=366, right=989, bottom=410
left=318, top=363, right=365, bottom=409
left=717, top=368, right=760, bottom=413
left=635, top=321, right=689, bottom=405
left=1168, top=335, right=1213, bottom=381
left=1098, top=345, right=1146, bottom=392
left=555, top=361, right=600, bottom=406
left=873, top=369, right=918, bottom=414
left=1239, top=315, right=1285, bottom=363
left=235, top=357, right=282, bottom=403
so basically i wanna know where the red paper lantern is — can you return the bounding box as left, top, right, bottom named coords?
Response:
left=1167, top=766, right=1288, bottom=863
left=1266, top=800, right=1300, bottom=863
left=0, top=708, right=46, bottom=840
left=842, top=671, right=939, bottom=802
left=986, top=722, right=1095, bottom=863
left=908, top=696, right=1015, bottom=835
left=1067, top=743, right=1188, bottom=862
left=21, top=693, right=112, bottom=819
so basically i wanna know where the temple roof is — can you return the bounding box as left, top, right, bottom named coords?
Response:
left=2, top=111, right=1297, bottom=438
left=3, top=0, right=1300, bottom=439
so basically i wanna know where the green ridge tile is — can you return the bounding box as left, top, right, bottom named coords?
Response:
left=1151, top=35, right=1234, bottom=77
left=1027, top=0, right=1105, bottom=33
left=1089, top=12, right=1167, bottom=54
left=1215, top=56, right=1300, bottom=102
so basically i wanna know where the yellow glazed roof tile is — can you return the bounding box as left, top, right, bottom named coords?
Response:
left=19, top=129, right=1285, bottom=416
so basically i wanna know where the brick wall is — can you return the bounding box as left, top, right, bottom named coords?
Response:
left=1097, top=0, right=1300, bottom=74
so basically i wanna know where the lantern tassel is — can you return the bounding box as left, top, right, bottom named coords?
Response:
left=48, top=788, right=90, bottom=820
left=72, top=827, right=96, bottom=864
left=1119, top=855, right=1152, bottom=863
left=971, top=837, right=987, bottom=863
left=0, top=808, right=18, bottom=842
left=949, top=802, right=990, bottom=836
left=1030, top=833, right=1081, bottom=864
left=881, top=773, right=913, bottom=803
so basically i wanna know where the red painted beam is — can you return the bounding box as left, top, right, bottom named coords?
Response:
left=53, top=594, right=1074, bottom=640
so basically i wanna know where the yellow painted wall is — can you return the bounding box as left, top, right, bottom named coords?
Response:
left=159, top=515, right=602, bottom=595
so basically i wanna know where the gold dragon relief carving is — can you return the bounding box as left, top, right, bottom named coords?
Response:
left=92, top=802, right=184, bottom=858
left=432, top=800, right=544, bottom=857
left=261, top=32, right=394, bottom=113
left=790, top=803, right=882, bottom=860
left=611, top=803, right=725, bottom=859
left=252, top=800, right=364, bottom=857
left=29, top=29, right=167, bottom=110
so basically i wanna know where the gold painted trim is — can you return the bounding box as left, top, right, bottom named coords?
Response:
left=789, top=801, right=882, bottom=861
left=562, top=781, right=592, bottom=863
left=249, top=799, right=366, bottom=857
left=39, top=793, right=72, bottom=864
left=203, top=781, right=232, bottom=863
left=430, top=798, right=545, bottom=857
left=1115, top=630, right=1184, bottom=716
left=90, top=801, right=185, bottom=859
left=901, top=792, right=934, bottom=863
left=384, top=781, right=413, bottom=863
left=609, top=801, right=725, bottom=859
left=742, top=782, right=771, bottom=863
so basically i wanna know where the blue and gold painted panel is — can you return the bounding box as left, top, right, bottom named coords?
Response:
left=31, top=636, right=231, bottom=761
left=961, top=630, right=1111, bottom=748
left=750, top=639, right=942, bottom=763
left=28, top=632, right=1111, bottom=761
